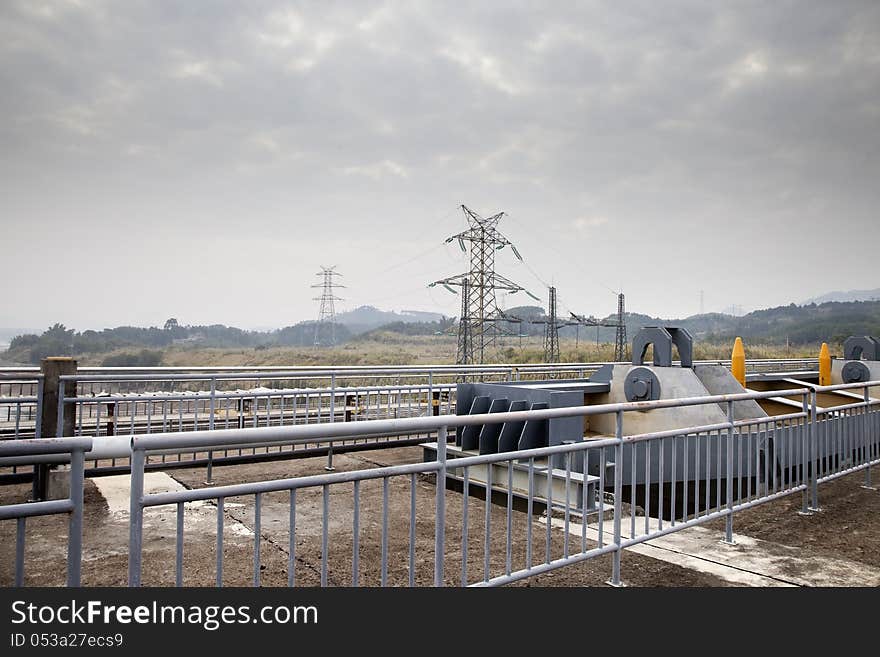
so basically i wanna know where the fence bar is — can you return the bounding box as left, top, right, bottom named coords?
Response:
left=810, top=389, right=820, bottom=510
left=176, top=502, right=184, bottom=587
left=322, top=485, right=329, bottom=587
left=610, top=410, right=623, bottom=586
left=216, top=497, right=224, bottom=587
left=724, top=401, right=735, bottom=544
left=288, top=490, right=296, bottom=587
left=434, top=426, right=447, bottom=587
left=254, top=492, right=262, bottom=587
left=128, top=447, right=145, bottom=587
left=15, top=517, right=25, bottom=587
left=66, top=447, right=85, bottom=587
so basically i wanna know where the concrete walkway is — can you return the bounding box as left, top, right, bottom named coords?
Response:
left=542, top=515, right=880, bottom=587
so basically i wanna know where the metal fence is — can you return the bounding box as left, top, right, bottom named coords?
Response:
left=3, top=378, right=876, bottom=587
left=118, top=380, right=878, bottom=588
left=0, top=373, right=42, bottom=440
left=0, top=437, right=91, bottom=586
left=34, top=359, right=817, bottom=476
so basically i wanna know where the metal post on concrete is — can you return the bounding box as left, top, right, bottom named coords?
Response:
left=723, top=400, right=736, bottom=545
left=205, top=451, right=214, bottom=485
left=34, top=358, right=77, bottom=501
left=799, top=392, right=812, bottom=516
left=208, top=377, right=216, bottom=432
left=434, top=425, right=447, bottom=587
left=809, top=389, right=820, bottom=512
left=128, top=446, right=146, bottom=587
left=862, top=385, right=876, bottom=490
left=608, top=410, right=625, bottom=587
left=330, top=374, right=336, bottom=423
left=325, top=443, right=335, bottom=471
left=34, top=377, right=44, bottom=439
left=67, top=447, right=85, bottom=586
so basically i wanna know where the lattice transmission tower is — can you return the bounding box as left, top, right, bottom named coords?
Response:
left=429, top=205, right=537, bottom=364
left=312, top=266, right=345, bottom=346
left=532, top=286, right=563, bottom=363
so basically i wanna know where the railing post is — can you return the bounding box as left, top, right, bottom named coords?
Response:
left=608, top=410, right=624, bottom=587
left=434, top=425, right=447, bottom=587
left=205, top=377, right=217, bottom=485
left=66, top=446, right=85, bottom=586
left=330, top=374, right=336, bottom=423
left=128, top=444, right=146, bottom=587
left=205, top=451, right=214, bottom=485
left=325, top=443, right=335, bottom=472
left=34, top=377, right=43, bottom=439
left=208, top=377, right=216, bottom=431
left=809, top=388, right=820, bottom=511
left=723, top=400, right=736, bottom=544
left=862, top=384, right=876, bottom=490
left=800, top=392, right=812, bottom=515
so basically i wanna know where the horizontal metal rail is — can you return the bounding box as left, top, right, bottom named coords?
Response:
left=0, top=375, right=43, bottom=440
left=0, top=437, right=90, bottom=586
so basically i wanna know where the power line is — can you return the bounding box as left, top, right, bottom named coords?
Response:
left=503, top=211, right=619, bottom=296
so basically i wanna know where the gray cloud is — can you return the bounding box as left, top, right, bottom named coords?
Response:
left=2, top=0, right=879, bottom=330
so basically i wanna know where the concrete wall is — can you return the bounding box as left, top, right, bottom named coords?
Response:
left=693, top=364, right=767, bottom=421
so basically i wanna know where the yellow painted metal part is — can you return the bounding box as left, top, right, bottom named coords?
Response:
left=819, top=342, right=831, bottom=386
left=731, top=337, right=746, bottom=387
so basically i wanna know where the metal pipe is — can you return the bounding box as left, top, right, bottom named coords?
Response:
left=434, top=425, right=447, bottom=587
left=0, top=498, right=74, bottom=521
left=610, top=411, right=623, bottom=586
left=127, top=447, right=145, bottom=586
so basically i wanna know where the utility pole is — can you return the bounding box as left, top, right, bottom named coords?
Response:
left=429, top=205, right=538, bottom=364
left=614, top=292, right=627, bottom=362
left=312, top=266, right=345, bottom=346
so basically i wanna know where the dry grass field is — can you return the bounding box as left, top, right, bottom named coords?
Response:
left=73, top=336, right=823, bottom=369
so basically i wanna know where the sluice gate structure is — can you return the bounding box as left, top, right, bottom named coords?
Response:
left=1, top=335, right=879, bottom=587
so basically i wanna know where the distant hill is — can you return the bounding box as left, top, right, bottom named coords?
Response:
left=802, top=288, right=880, bottom=305
left=487, top=301, right=880, bottom=345
left=335, top=306, right=446, bottom=334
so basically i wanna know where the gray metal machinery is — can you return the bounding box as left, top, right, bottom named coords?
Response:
left=431, top=326, right=780, bottom=516
left=834, top=335, right=880, bottom=388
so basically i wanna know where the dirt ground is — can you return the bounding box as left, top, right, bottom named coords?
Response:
left=1, top=446, right=878, bottom=587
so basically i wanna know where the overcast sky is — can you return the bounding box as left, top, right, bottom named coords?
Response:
left=2, top=0, right=879, bottom=332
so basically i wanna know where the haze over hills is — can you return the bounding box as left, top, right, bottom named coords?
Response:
left=801, top=288, right=880, bottom=305
left=335, top=306, right=446, bottom=334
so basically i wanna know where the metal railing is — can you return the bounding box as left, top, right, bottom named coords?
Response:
left=0, top=437, right=91, bottom=586
left=3, top=377, right=875, bottom=587
left=120, top=380, right=878, bottom=588
left=41, top=359, right=819, bottom=476
left=0, top=373, right=42, bottom=440
left=0, top=358, right=820, bottom=378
